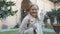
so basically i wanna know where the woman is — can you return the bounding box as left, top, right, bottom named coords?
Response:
left=19, top=4, right=43, bottom=34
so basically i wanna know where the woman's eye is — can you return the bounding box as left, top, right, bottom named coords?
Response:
left=32, top=9, right=38, bottom=10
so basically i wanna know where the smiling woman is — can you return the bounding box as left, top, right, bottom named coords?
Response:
left=19, top=4, right=44, bottom=34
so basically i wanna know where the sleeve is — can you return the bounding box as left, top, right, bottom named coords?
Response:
left=19, top=17, right=33, bottom=34
left=19, top=17, right=29, bottom=34
left=24, top=28, right=34, bottom=34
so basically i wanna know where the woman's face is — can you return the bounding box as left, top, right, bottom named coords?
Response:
left=30, top=5, right=39, bottom=17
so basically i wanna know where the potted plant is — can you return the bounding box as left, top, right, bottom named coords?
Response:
left=44, top=9, right=56, bottom=25
left=53, top=8, right=60, bottom=34
left=44, top=8, right=60, bottom=34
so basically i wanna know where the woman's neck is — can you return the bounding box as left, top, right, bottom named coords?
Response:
left=30, top=14, right=40, bottom=21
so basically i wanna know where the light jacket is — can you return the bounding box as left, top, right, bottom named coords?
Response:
left=19, top=14, right=43, bottom=34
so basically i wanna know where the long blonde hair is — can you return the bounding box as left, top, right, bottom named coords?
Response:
left=28, top=4, right=40, bottom=20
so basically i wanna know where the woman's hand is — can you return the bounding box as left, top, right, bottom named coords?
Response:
left=32, top=23, right=37, bottom=30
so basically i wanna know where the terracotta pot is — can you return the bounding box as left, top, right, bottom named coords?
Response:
left=53, top=24, right=60, bottom=31
left=53, top=24, right=60, bottom=34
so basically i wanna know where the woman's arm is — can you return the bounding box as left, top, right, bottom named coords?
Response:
left=19, top=17, right=29, bottom=34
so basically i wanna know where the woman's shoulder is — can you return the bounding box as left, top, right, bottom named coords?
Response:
left=23, top=14, right=30, bottom=20
left=21, top=14, right=30, bottom=24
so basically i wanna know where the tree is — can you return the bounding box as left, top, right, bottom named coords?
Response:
left=21, top=0, right=32, bottom=21
left=0, top=0, right=17, bottom=29
left=0, top=0, right=17, bottom=18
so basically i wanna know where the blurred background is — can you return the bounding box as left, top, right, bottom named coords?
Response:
left=0, top=0, right=60, bottom=34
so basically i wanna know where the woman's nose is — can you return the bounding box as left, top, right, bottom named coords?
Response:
left=33, top=9, right=37, bottom=12
left=33, top=10, right=36, bottom=12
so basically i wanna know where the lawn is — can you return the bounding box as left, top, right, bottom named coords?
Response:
left=0, top=28, right=19, bottom=34
left=0, top=30, right=18, bottom=34
left=0, top=31, right=54, bottom=34
left=0, top=29, right=54, bottom=34
left=43, top=32, right=54, bottom=34
left=45, top=25, right=54, bottom=29
left=44, top=25, right=55, bottom=34
left=0, top=26, right=54, bottom=34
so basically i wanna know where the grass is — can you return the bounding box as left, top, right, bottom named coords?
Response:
left=0, top=31, right=54, bottom=34
left=0, top=25, right=54, bottom=34
left=0, top=30, right=18, bottom=34
left=43, top=32, right=54, bottom=34
left=0, top=30, right=54, bottom=34
left=45, top=25, right=53, bottom=29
